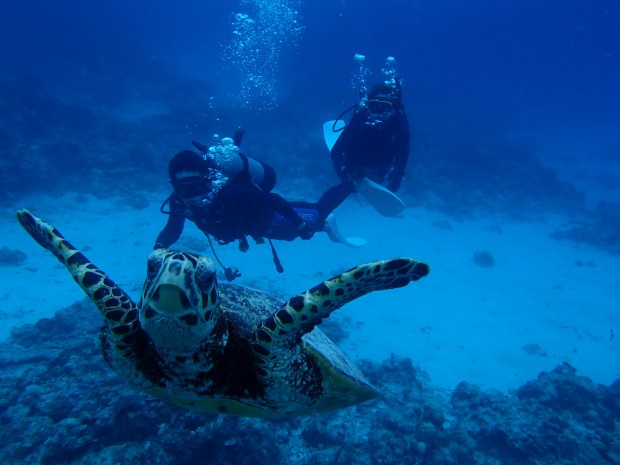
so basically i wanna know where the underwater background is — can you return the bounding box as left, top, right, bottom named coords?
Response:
left=1, top=0, right=620, bottom=464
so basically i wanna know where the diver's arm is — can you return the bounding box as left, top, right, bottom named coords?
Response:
left=386, top=110, right=411, bottom=192
left=154, top=199, right=185, bottom=249
left=330, top=129, right=351, bottom=178
left=263, top=192, right=306, bottom=229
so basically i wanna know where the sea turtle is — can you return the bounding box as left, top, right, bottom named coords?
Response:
left=17, top=209, right=430, bottom=418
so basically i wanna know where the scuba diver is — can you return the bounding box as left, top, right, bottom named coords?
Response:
left=155, top=136, right=362, bottom=277
left=325, top=56, right=410, bottom=216
left=330, top=80, right=410, bottom=192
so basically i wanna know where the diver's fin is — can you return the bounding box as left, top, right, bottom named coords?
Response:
left=323, top=120, right=346, bottom=151
left=355, top=177, right=406, bottom=217
left=324, top=214, right=366, bottom=248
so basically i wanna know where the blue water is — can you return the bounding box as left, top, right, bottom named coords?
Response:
left=1, top=1, right=620, bottom=464
left=2, top=1, right=619, bottom=203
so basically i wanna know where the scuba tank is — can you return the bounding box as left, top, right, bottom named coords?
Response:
left=192, top=129, right=276, bottom=192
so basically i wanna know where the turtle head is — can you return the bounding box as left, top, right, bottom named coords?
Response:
left=139, top=249, right=222, bottom=354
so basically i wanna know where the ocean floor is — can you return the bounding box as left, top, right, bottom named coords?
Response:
left=1, top=191, right=618, bottom=392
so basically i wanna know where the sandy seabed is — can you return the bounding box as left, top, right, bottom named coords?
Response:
left=1, top=190, right=618, bottom=392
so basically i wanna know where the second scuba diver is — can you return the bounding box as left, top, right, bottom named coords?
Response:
left=154, top=134, right=362, bottom=275
left=330, top=80, right=410, bottom=194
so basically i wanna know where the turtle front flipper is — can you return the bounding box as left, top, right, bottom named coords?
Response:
left=252, top=258, right=429, bottom=372
left=16, top=209, right=140, bottom=360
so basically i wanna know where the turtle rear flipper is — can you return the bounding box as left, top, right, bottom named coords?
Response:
left=16, top=209, right=140, bottom=359
left=251, top=258, right=430, bottom=373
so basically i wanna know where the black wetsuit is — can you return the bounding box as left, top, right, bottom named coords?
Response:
left=155, top=180, right=354, bottom=249
left=331, top=104, right=410, bottom=192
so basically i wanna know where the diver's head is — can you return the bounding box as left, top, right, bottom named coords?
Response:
left=168, top=150, right=210, bottom=205
left=362, top=83, right=400, bottom=126
left=368, top=82, right=401, bottom=103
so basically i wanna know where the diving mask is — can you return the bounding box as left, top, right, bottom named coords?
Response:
left=366, top=99, right=394, bottom=117
left=173, top=176, right=208, bottom=202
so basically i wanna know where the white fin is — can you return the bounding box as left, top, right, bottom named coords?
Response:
left=355, top=177, right=406, bottom=217
left=323, top=120, right=346, bottom=151
left=324, top=214, right=367, bottom=248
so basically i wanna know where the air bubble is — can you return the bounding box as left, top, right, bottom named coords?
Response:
left=225, top=0, right=304, bottom=110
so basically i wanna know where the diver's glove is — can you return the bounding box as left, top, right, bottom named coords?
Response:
left=238, top=237, right=249, bottom=252
left=297, top=222, right=315, bottom=240
left=225, top=267, right=242, bottom=282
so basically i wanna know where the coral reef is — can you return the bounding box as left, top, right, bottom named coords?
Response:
left=472, top=251, right=495, bottom=268
left=0, top=246, right=27, bottom=266
left=0, top=76, right=211, bottom=201
left=408, top=140, right=587, bottom=220
left=2, top=75, right=616, bottom=257
left=551, top=200, right=620, bottom=256
left=0, top=301, right=618, bottom=465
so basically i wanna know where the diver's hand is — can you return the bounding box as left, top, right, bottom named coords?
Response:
left=297, top=222, right=315, bottom=240
left=225, top=267, right=242, bottom=282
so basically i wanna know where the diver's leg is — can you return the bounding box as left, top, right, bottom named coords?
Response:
left=315, top=181, right=355, bottom=220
